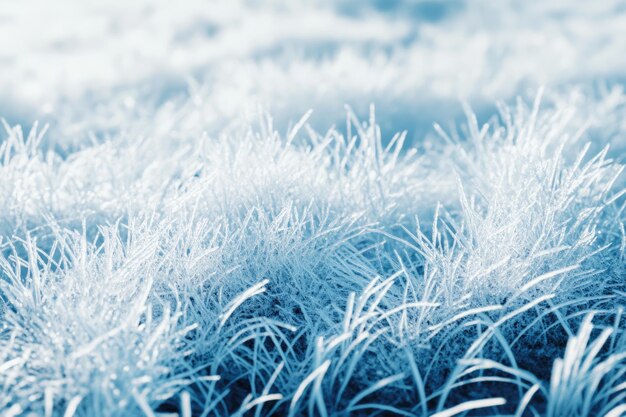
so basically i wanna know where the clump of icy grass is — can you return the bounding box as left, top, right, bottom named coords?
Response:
left=0, top=91, right=624, bottom=416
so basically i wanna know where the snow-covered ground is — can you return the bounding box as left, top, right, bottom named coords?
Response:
left=0, top=1, right=625, bottom=416
left=3, top=0, right=626, bottom=142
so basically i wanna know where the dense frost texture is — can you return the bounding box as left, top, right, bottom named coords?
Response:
left=0, top=1, right=625, bottom=416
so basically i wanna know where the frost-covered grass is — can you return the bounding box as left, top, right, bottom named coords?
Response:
left=1, top=1, right=626, bottom=416
left=0, top=87, right=624, bottom=416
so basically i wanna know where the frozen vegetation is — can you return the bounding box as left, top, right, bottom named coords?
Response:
left=0, top=1, right=625, bottom=416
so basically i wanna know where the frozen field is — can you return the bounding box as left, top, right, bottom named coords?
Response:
left=0, top=1, right=625, bottom=416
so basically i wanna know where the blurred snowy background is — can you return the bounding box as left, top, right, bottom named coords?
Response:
left=2, top=0, right=626, bottom=148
